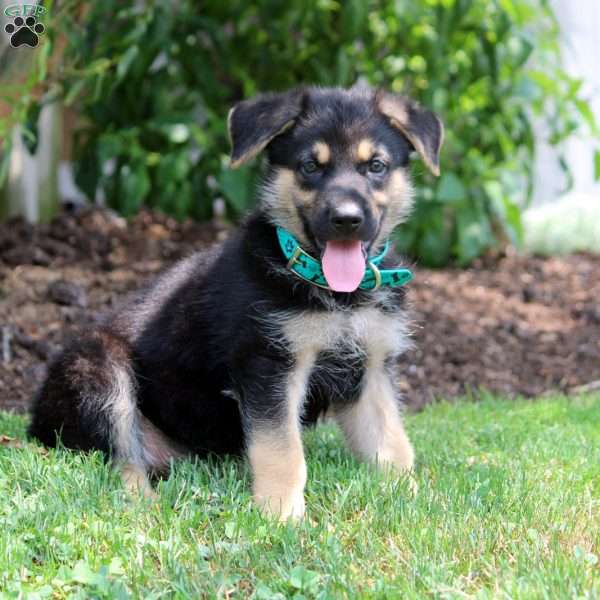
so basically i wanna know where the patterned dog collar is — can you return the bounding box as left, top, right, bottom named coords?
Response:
left=276, top=226, right=413, bottom=291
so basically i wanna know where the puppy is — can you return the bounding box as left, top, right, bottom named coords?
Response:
left=29, top=85, right=443, bottom=520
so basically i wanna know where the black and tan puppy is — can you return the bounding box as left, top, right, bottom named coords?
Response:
left=29, top=85, right=443, bottom=520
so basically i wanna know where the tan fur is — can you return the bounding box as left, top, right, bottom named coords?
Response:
left=372, top=190, right=388, bottom=207
left=356, top=138, right=375, bottom=162
left=120, top=463, right=157, bottom=500
left=329, top=307, right=415, bottom=491
left=139, top=414, right=188, bottom=474
left=313, top=141, right=331, bottom=165
left=279, top=304, right=412, bottom=359
left=370, top=150, right=394, bottom=209
left=261, top=168, right=314, bottom=246
left=274, top=305, right=415, bottom=501
left=249, top=430, right=307, bottom=521
left=378, top=95, right=409, bottom=128
left=248, top=348, right=316, bottom=521
left=117, top=408, right=186, bottom=498
left=333, top=366, right=414, bottom=472
left=373, top=169, right=414, bottom=248
left=377, top=94, right=443, bottom=176
left=294, top=188, right=316, bottom=207
left=390, top=116, right=436, bottom=175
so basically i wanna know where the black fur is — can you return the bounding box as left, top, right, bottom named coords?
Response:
left=29, top=211, right=407, bottom=455
left=29, top=85, right=441, bottom=478
left=228, top=88, right=305, bottom=166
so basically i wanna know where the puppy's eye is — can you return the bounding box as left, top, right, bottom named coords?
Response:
left=368, top=159, right=388, bottom=174
left=299, top=160, right=319, bottom=176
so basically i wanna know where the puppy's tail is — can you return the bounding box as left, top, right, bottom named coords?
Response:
left=29, top=328, right=144, bottom=468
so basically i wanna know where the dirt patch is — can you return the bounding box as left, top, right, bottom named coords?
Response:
left=1, top=207, right=599, bottom=413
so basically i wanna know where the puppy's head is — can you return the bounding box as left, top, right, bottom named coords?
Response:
left=228, top=85, right=443, bottom=292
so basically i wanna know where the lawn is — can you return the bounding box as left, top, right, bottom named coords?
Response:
left=1, top=395, right=598, bottom=599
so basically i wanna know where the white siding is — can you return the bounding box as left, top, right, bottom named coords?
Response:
left=533, top=0, right=600, bottom=205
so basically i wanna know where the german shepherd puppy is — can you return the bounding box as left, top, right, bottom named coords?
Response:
left=29, top=85, right=443, bottom=520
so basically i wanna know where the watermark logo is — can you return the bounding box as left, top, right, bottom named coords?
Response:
left=3, top=4, right=46, bottom=48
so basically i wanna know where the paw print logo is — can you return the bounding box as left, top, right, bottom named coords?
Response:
left=5, top=15, right=45, bottom=48
left=285, top=239, right=295, bottom=253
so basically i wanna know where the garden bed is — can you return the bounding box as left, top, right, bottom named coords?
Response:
left=1, top=206, right=599, bottom=412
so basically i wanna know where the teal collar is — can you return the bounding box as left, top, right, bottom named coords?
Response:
left=276, top=227, right=413, bottom=291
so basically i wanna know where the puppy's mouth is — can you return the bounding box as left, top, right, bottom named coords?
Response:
left=321, top=240, right=367, bottom=293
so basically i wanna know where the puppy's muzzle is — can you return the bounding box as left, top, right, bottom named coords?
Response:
left=331, top=202, right=365, bottom=237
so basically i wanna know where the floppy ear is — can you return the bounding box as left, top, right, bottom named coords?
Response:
left=228, top=89, right=305, bottom=168
left=376, top=91, right=444, bottom=176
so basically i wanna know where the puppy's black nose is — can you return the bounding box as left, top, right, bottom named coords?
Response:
left=330, top=203, right=364, bottom=236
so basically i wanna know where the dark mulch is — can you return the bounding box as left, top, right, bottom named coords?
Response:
left=1, top=207, right=599, bottom=413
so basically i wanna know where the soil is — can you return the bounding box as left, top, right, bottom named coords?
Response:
left=1, top=206, right=599, bottom=414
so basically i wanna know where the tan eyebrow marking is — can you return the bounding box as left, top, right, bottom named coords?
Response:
left=312, top=141, right=331, bottom=165
left=356, top=138, right=375, bottom=162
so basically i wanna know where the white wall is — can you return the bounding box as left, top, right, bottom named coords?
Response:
left=6, top=103, right=61, bottom=222
left=532, top=0, right=600, bottom=205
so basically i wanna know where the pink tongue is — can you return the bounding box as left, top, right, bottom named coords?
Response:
left=322, top=240, right=366, bottom=292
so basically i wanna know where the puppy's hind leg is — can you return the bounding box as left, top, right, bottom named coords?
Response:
left=29, top=329, right=155, bottom=499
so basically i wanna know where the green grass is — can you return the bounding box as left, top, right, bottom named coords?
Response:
left=1, top=396, right=599, bottom=599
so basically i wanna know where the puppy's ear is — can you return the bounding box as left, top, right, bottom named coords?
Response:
left=228, top=89, right=305, bottom=168
left=376, top=91, right=444, bottom=176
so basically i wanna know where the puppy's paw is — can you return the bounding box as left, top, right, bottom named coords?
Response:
left=284, top=490, right=306, bottom=521
left=120, top=463, right=158, bottom=501
left=255, top=490, right=305, bottom=522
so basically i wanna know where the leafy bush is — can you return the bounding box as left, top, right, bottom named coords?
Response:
left=2, top=0, right=597, bottom=265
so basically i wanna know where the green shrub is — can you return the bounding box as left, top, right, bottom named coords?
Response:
left=2, top=0, right=597, bottom=265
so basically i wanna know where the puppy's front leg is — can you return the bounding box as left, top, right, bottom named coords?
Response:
left=334, top=359, right=415, bottom=477
left=241, top=351, right=314, bottom=521
left=248, top=425, right=306, bottom=521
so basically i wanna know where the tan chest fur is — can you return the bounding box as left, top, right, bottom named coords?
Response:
left=281, top=303, right=412, bottom=365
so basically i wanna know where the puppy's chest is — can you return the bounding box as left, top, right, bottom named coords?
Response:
left=279, top=305, right=410, bottom=418
left=281, top=304, right=411, bottom=370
